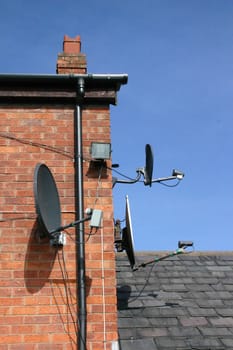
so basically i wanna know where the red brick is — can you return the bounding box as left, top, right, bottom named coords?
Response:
left=23, top=335, right=49, bottom=343
left=0, top=335, right=22, bottom=344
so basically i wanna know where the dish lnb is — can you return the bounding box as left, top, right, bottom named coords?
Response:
left=178, top=241, right=193, bottom=248
left=172, top=169, right=185, bottom=180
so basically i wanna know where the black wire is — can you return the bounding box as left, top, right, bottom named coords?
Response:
left=137, top=178, right=181, bottom=187
left=50, top=248, right=76, bottom=347
left=107, top=165, right=138, bottom=181
left=55, top=237, right=88, bottom=349
left=85, top=228, right=98, bottom=243
left=158, top=180, right=181, bottom=187
left=107, top=164, right=182, bottom=188
left=57, top=249, right=77, bottom=347
left=64, top=228, right=95, bottom=244
left=0, top=132, right=74, bottom=159
left=0, top=214, right=36, bottom=222
left=114, top=218, right=125, bottom=224
left=84, top=164, right=104, bottom=242
left=127, top=261, right=156, bottom=304
left=60, top=250, right=77, bottom=310
left=93, top=163, right=104, bottom=207
left=125, top=250, right=190, bottom=305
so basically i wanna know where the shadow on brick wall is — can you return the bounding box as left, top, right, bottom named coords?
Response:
left=24, top=220, right=57, bottom=293
left=86, top=161, right=109, bottom=179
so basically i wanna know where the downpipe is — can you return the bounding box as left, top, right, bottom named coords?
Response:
left=75, top=78, right=86, bottom=350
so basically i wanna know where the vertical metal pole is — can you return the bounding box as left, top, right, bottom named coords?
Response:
left=75, top=101, right=86, bottom=350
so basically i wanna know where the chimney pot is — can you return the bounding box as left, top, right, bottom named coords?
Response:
left=63, top=35, right=81, bottom=54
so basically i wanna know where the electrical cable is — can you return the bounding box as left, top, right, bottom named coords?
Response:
left=100, top=226, right=107, bottom=350
left=126, top=248, right=192, bottom=304
left=108, top=165, right=182, bottom=188
left=114, top=218, right=125, bottom=225
left=53, top=248, right=78, bottom=348
left=134, top=248, right=185, bottom=270
left=126, top=260, right=156, bottom=304
left=49, top=248, right=76, bottom=348
left=59, top=249, right=77, bottom=314
left=0, top=132, right=74, bottom=159
left=106, top=165, right=138, bottom=181
left=84, top=161, right=108, bottom=348
left=93, top=163, right=104, bottom=208
left=158, top=180, right=181, bottom=187
left=85, top=164, right=104, bottom=242
left=63, top=226, right=92, bottom=245
left=50, top=235, right=89, bottom=349
left=137, top=178, right=181, bottom=187
left=0, top=214, right=36, bottom=222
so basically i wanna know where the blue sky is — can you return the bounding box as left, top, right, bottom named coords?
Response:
left=0, top=0, right=233, bottom=251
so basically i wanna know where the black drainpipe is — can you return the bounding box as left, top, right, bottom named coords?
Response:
left=75, top=78, right=86, bottom=350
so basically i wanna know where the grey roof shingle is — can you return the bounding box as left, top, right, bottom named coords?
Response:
left=116, top=252, right=233, bottom=349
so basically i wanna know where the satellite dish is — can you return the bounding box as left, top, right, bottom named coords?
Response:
left=33, top=163, right=95, bottom=246
left=122, top=195, right=136, bottom=269
left=33, top=163, right=62, bottom=240
left=144, top=144, right=154, bottom=186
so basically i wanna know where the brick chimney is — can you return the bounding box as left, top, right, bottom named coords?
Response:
left=56, top=35, right=87, bottom=74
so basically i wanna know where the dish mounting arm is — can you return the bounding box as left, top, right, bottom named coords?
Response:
left=49, top=213, right=92, bottom=236
left=112, top=169, right=142, bottom=188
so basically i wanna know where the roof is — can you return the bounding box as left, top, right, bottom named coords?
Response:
left=116, top=251, right=233, bottom=350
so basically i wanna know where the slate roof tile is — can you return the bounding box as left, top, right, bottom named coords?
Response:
left=161, top=284, right=187, bottom=292
left=119, top=339, right=158, bottom=350
left=149, top=317, right=178, bottom=327
left=118, top=317, right=150, bottom=328
left=117, top=252, right=233, bottom=349
left=207, top=265, right=232, bottom=271
left=196, top=299, right=224, bottom=308
left=169, top=326, right=201, bottom=338
left=221, top=338, right=233, bottom=347
left=216, top=308, right=233, bottom=317
left=194, top=277, right=219, bottom=284
left=118, top=327, right=136, bottom=340
left=179, top=316, right=208, bottom=327
left=224, top=299, right=233, bottom=306
left=157, top=291, right=183, bottom=300
left=136, top=327, right=168, bottom=337
left=155, top=337, right=187, bottom=348
left=184, top=283, right=213, bottom=292
left=188, top=306, right=217, bottom=317
left=188, top=337, right=225, bottom=349
left=198, top=326, right=232, bottom=336
left=209, top=316, right=233, bottom=326
left=205, top=291, right=232, bottom=299
left=222, top=284, right=233, bottom=291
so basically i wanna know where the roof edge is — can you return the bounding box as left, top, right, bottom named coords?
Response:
left=118, top=251, right=233, bottom=257
left=0, top=73, right=128, bottom=89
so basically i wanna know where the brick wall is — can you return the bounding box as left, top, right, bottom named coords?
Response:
left=83, top=106, right=117, bottom=349
left=0, top=36, right=119, bottom=350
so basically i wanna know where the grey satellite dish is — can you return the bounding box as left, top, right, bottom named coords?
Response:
left=112, top=144, right=154, bottom=187
left=33, top=163, right=62, bottom=241
left=144, top=144, right=154, bottom=186
left=34, top=163, right=95, bottom=246
left=113, top=143, right=184, bottom=187
left=122, top=195, right=136, bottom=269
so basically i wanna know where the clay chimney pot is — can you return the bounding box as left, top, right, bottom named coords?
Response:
left=63, top=35, right=81, bottom=54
